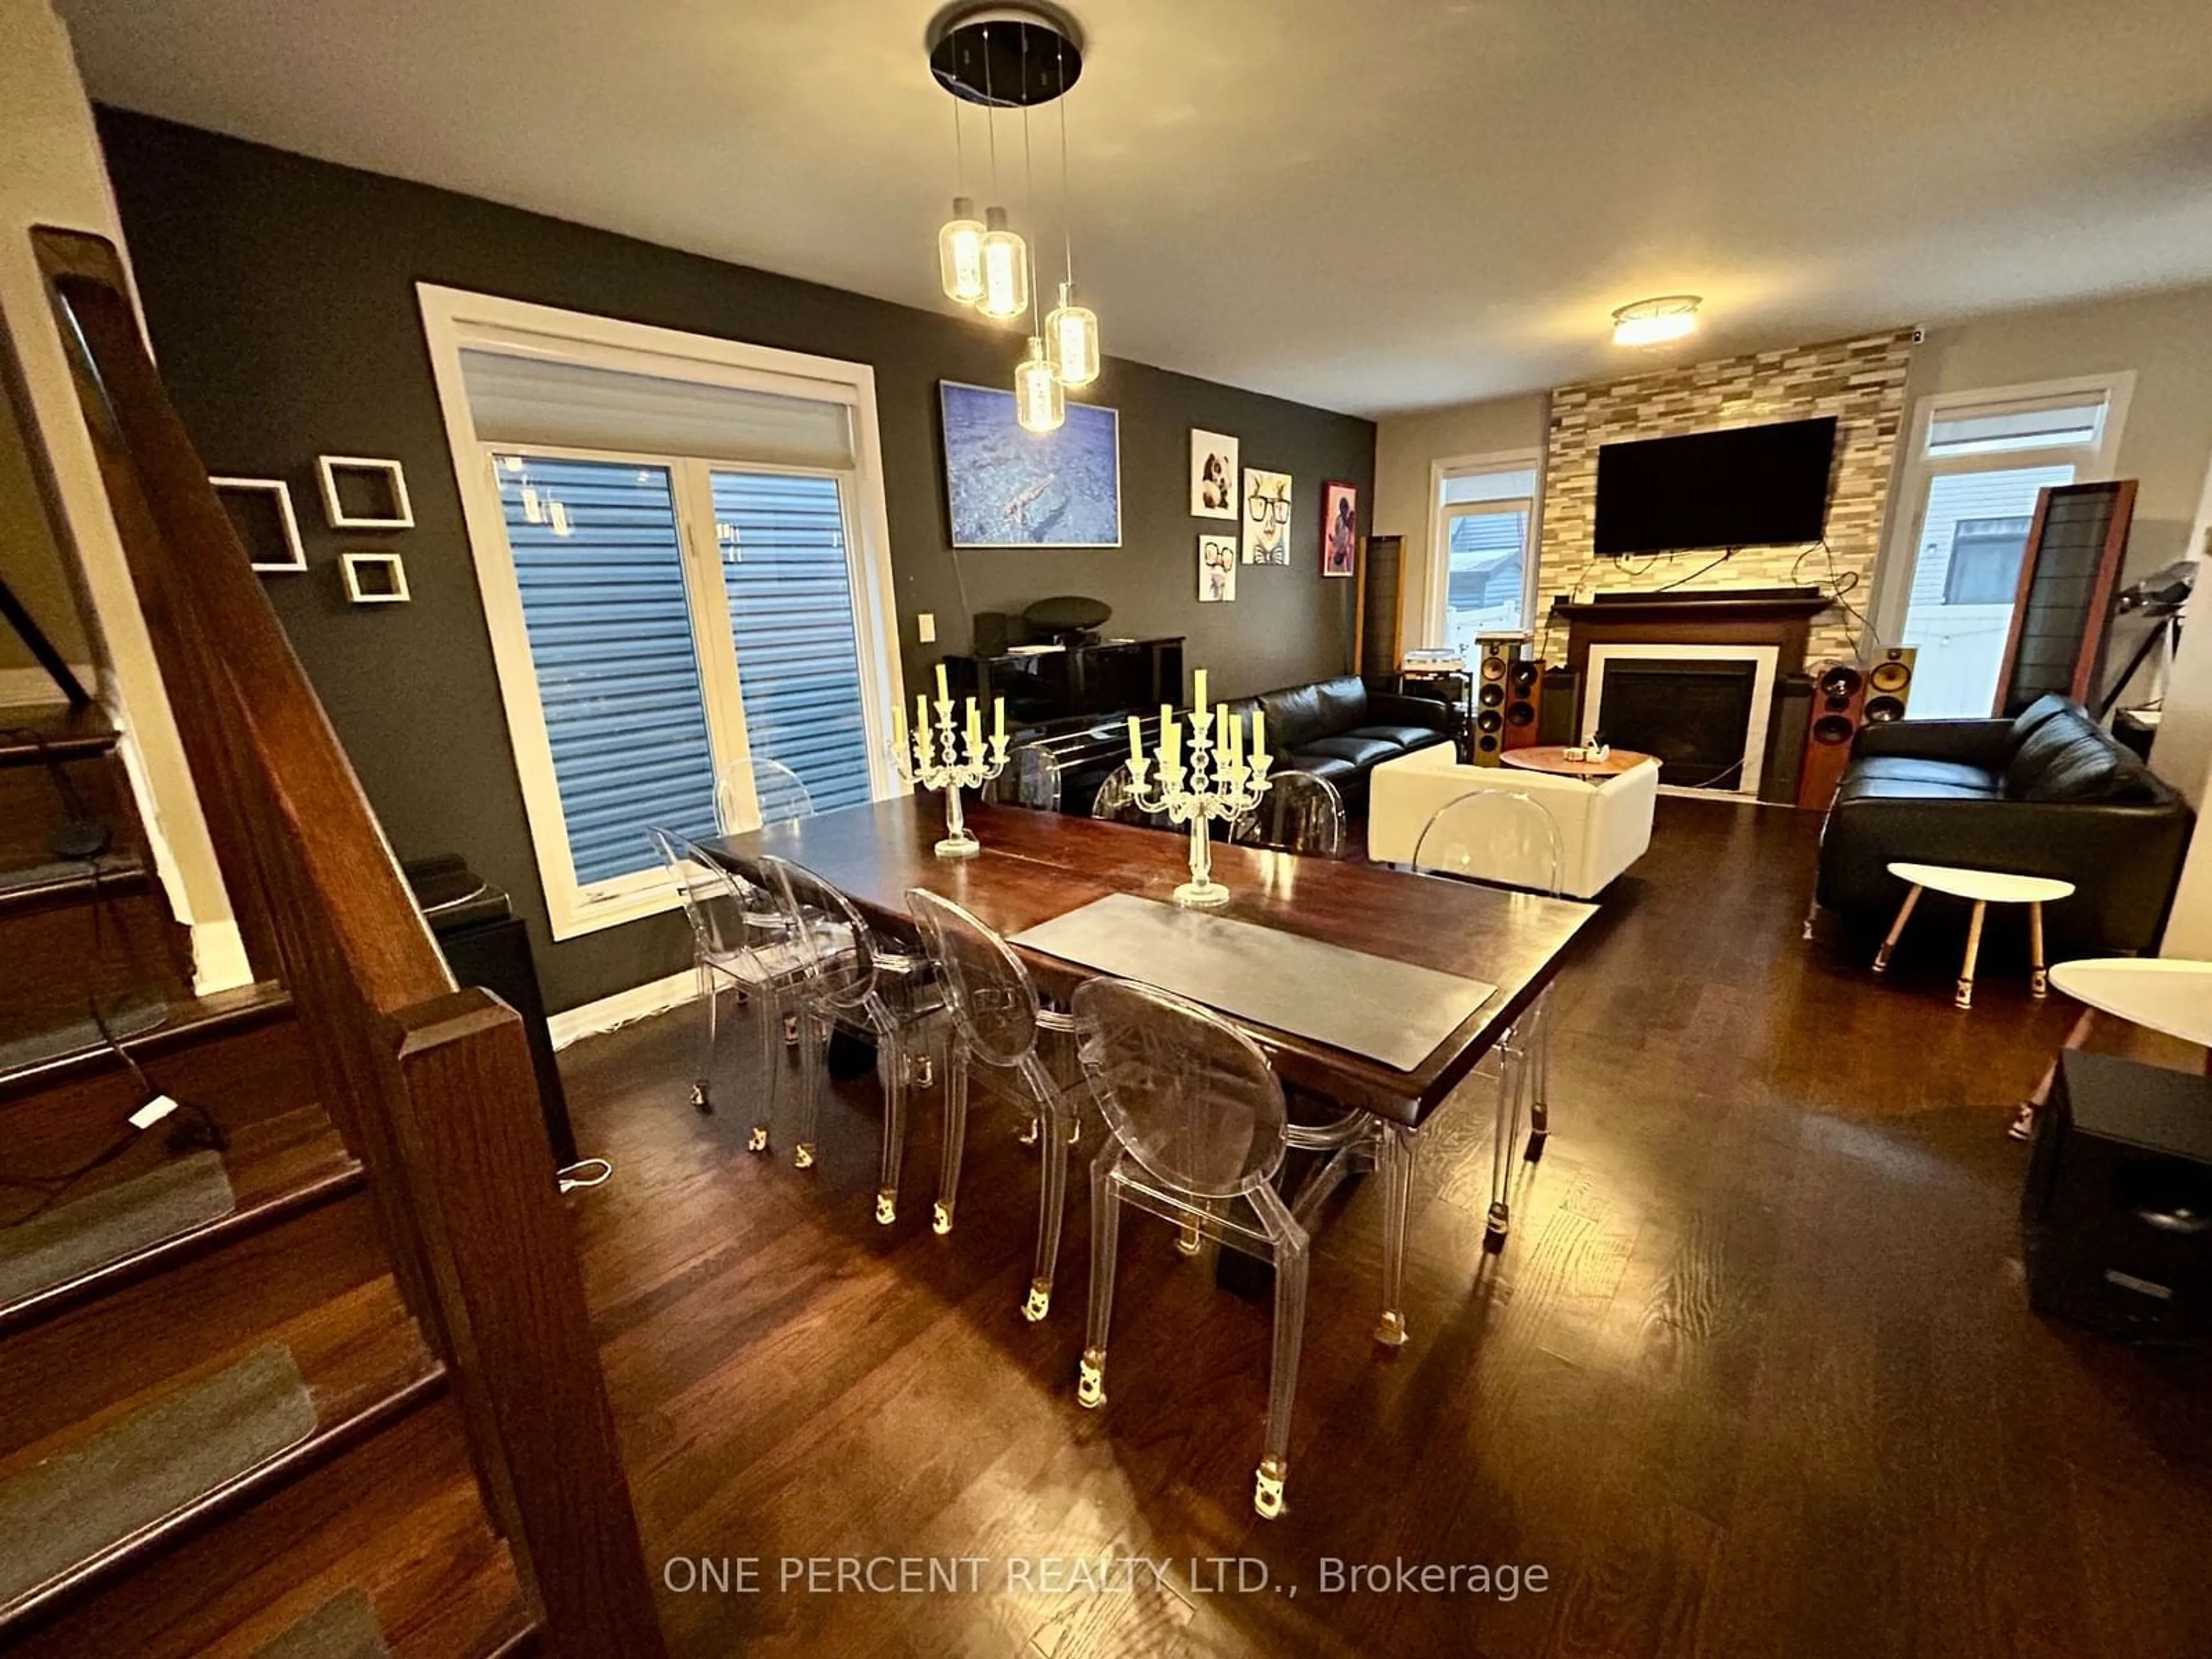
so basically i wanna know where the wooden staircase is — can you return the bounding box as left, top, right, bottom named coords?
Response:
left=0, top=230, right=664, bottom=1656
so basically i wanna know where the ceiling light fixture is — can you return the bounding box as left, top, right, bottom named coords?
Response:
left=1612, top=295, right=1702, bottom=346
left=927, top=4, right=1093, bottom=421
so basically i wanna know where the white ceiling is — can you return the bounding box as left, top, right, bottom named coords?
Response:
left=55, top=0, right=2212, bottom=418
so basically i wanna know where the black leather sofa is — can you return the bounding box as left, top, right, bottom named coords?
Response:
left=1815, top=693, right=2193, bottom=955
left=1003, top=676, right=1452, bottom=819
left=1225, top=676, right=1453, bottom=812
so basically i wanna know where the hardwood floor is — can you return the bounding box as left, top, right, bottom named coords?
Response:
left=559, top=797, right=2212, bottom=1659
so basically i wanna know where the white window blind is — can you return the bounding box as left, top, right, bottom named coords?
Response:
left=461, top=348, right=855, bottom=470
left=1441, top=465, right=1539, bottom=506
left=1925, top=395, right=2108, bottom=459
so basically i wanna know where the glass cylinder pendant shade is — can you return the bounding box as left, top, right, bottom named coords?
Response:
left=1046, top=280, right=1100, bottom=387
left=1014, top=338, right=1065, bottom=433
left=938, top=196, right=985, bottom=305
left=977, top=206, right=1029, bottom=322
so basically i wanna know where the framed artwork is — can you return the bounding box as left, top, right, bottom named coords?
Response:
left=1198, top=534, right=1237, bottom=602
left=940, top=381, right=1122, bottom=548
left=1243, top=468, right=1292, bottom=565
left=1190, top=429, right=1238, bottom=519
left=209, top=476, right=306, bottom=573
left=1321, top=481, right=1359, bottom=577
left=340, top=551, right=411, bottom=604
left=316, top=456, right=414, bottom=529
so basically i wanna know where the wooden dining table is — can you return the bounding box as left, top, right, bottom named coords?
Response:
left=704, top=794, right=1598, bottom=1344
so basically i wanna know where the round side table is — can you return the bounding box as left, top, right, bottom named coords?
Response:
left=1876, top=862, right=2077, bottom=1009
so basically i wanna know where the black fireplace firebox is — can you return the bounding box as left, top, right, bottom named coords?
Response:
left=1593, top=659, right=1759, bottom=790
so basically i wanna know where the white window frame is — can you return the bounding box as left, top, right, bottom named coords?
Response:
left=1418, top=449, right=1542, bottom=647
left=1870, top=371, right=2134, bottom=652
left=418, top=285, right=904, bottom=940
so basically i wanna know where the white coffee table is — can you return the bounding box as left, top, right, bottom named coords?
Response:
left=1876, top=862, right=2077, bottom=1009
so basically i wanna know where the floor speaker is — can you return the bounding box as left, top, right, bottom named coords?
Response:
left=2024, top=1051, right=2212, bottom=1342
left=1502, top=658, right=1545, bottom=752
left=1537, top=666, right=1579, bottom=746
left=1863, top=646, right=1916, bottom=724
left=1759, top=671, right=1813, bottom=805
left=1794, top=662, right=1864, bottom=810
left=1472, top=637, right=1520, bottom=766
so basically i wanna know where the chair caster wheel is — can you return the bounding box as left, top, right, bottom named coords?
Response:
left=931, top=1200, right=953, bottom=1235
left=1373, top=1309, right=1408, bottom=1347
left=874, top=1191, right=897, bottom=1226
left=1076, top=1350, right=1105, bottom=1408
left=690, top=1083, right=712, bottom=1113
left=745, top=1124, right=769, bottom=1154
left=1022, top=1280, right=1051, bottom=1323
left=1253, top=1459, right=1286, bottom=1520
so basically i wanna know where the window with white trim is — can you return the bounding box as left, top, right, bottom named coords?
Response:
left=1431, top=457, right=1539, bottom=649
left=419, top=288, right=901, bottom=939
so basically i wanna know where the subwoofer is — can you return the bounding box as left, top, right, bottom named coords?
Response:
left=1794, top=662, right=1864, bottom=809
left=1502, top=658, right=1545, bottom=752
left=1863, top=646, right=1916, bottom=724
left=1759, top=671, right=1815, bottom=805
left=1472, top=637, right=1520, bottom=766
left=2024, top=1051, right=2212, bottom=1342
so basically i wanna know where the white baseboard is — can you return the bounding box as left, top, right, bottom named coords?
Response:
left=548, top=965, right=699, bottom=1050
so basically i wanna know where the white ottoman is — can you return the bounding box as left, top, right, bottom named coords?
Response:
left=1367, top=745, right=1659, bottom=897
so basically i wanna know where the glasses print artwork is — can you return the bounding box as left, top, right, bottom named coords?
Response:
left=1199, top=534, right=1238, bottom=602
left=1244, top=468, right=1292, bottom=565
left=1321, top=482, right=1358, bottom=577
left=1191, top=428, right=1239, bottom=519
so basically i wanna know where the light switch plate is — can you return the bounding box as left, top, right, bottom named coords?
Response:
left=917, top=612, right=937, bottom=643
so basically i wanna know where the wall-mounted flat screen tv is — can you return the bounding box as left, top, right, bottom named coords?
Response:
left=1593, top=416, right=1838, bottom=555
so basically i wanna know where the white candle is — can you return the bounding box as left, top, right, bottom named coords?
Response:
left=1192, top=668, right=1208, bottom=711
left=1162, top=713, right=1181, bottom=771
left=966, top=698, right=983, bottom=752
left=893, top=700, right=907, bottom=753
left=1252, top=709, right=1266, bottom=759
left=993, top=696, right=1005, bottom=743
left=1222, top=705, right=1241, bottom=764
left=935, top=662, right=949, bottom=702
left=1127, top=714, right=1143, bottom=762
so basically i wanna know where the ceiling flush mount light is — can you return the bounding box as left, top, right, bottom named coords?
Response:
left=1014, top=336, right=1065, bottom=433
left=1612, top=295, right=1702, bottom=346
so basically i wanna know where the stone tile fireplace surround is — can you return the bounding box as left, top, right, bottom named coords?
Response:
left=1536, top=329, right=1916, bottom=668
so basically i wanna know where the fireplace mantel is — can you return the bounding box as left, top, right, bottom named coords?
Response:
left=1550, top=588, right=1835, bottom=680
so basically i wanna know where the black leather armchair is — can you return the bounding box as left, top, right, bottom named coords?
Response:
left=1815, top=694, right=2194, bottom=955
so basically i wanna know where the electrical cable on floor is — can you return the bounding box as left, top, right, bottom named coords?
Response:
left=557, top=1157, right=614, bottom=1194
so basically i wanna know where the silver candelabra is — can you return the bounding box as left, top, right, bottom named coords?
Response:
left=1127, top=699, right=1272, bottom=907
left=894, top=685, right=1009, bottom=859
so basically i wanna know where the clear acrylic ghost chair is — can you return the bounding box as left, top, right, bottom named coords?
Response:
left=647, top=828, right=810, bottom=1154
left=907, top=888, right=1092, bottom=1320
left=1071, top=976, right=1308, bottom=1520
left=715, top=754, right=815, bottom=835
left=757, top=855, right=940, bottom=1222
left=1411, top=787, right=1565, bottom=1243
left=1232, top=768, right=1346, bottom=857
left=1090, top=762, right=1171, bottom=829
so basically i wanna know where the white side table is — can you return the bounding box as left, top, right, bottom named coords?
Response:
left=2010, top=958, right=2212, bottom=1140
left=1876, top=862, right=2077, bottom=1009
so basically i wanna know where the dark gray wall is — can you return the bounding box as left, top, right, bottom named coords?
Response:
left=96, top=109, right=1375, bottom=1012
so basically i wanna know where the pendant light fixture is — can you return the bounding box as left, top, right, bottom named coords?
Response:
left=1043, top=32, right=1100, bottom=387
left=928, top=5, right=1094, bottom=421
left=1014, top=335, right=1065, bottom=433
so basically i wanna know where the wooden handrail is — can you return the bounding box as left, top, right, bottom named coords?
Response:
left=31, top=227, right=665, bottom=1659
